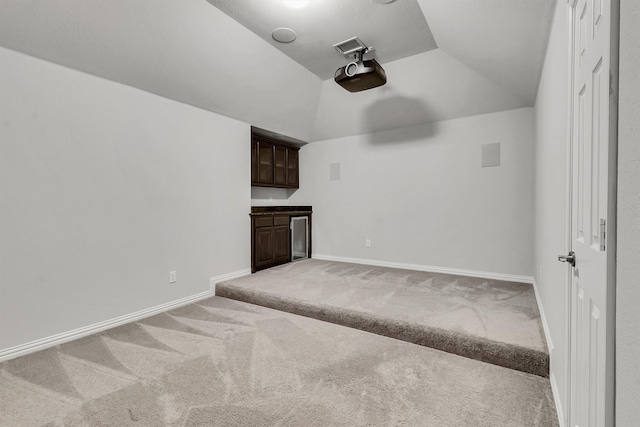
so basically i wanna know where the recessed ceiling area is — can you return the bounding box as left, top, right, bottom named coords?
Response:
left=205, top=0, right=438, bottom=80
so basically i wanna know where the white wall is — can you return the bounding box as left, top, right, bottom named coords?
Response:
left=0, top=47, right=251, bottom=352
left=311, top=49, right=527, bottom=142
left=291, top=108, right=535, bottom=278
left=0, top=0, right=322, bottom=142
left=532, top=0, right=569, bottom=420
left=616, top=0, right=640, bottom=423
left=250, top=187, right=298, bottom=207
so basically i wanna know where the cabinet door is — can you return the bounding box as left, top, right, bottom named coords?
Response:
left=273, top=225, right=289, bottom=262
left=257, top=141, right=274, bottom=184
left=287, top=149, right=299, bottom=188
left=254, top=227, right=274, bottom=267
left=274, top=145, right=287, bottom=186
left=251, top=140, right=258, bottom=183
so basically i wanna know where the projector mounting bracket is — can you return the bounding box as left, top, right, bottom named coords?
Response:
left=348, top=47, right=374, bottom=62
left=333, top=36, right=375, bottom=59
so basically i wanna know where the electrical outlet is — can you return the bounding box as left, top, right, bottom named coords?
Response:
left=169, top=271, right=177, bottom=284
left=365, top=239, right=371, bottom=248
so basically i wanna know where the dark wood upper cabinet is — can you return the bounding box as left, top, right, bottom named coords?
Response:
left=257, top=141, right=274, bottom=185
left=251, top=128, right=301, bottom=189
left=273, top=145, right=287, bottom=186
left=251, top=141, right=258, bottom=183
left=287, top=149, right=299, bottom=188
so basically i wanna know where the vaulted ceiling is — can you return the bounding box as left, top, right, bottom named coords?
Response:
left=0, top=0, right=556, bottom=142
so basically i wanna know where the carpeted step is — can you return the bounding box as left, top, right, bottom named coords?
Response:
left=216, top=282, right=549, bottom=378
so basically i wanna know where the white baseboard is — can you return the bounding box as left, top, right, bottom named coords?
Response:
left=209, top=268, right=251, bottom=292
left=531, top=278, right=555, bottom=355
left=532, top=278, right=564, bottom=427
left=312, top=254, right=534, bottom=284
left=0, top=269, right=250, bottom=363
left=550, top=373, right=566, bottom=427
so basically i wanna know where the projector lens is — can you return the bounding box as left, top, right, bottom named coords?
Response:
left=345, top=62, right=359, bottom=77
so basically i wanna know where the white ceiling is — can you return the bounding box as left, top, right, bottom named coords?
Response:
left=205, top=0, right=438, bottom=80
left=0, top=0, right=556, bottom=142
left=417, top=0, right=556, bottom=105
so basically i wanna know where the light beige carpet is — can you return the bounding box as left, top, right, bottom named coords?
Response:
left=0, top=296, right=558, bottom=426
left=217, top=259, right=549, bottom=377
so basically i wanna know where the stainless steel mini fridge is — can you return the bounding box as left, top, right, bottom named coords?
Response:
left=290, top=216, right=309, bottom=261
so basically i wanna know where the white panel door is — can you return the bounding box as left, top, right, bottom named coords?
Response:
left=566, top=0, right=617, bottom=426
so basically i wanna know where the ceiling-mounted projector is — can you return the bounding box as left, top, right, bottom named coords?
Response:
left=333, top=37, right=386, bottom=93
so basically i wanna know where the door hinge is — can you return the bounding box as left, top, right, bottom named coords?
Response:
left=600, top=218, right=606, bottom=251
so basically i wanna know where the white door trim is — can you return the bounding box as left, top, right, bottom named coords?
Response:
left=565, top=2, right=577, bottom=426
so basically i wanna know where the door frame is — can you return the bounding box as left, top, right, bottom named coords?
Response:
left=563, top=4, right=575, bottom=426
left=564, top=0, right=619, bottom=425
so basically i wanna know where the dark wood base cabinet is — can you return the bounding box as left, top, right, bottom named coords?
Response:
left=251, top=206, right=312, bottom=273
left=254, top=216, right=289, bottom=270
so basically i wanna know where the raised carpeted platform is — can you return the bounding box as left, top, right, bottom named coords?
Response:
left=216, top=259, right=549, bottom=377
